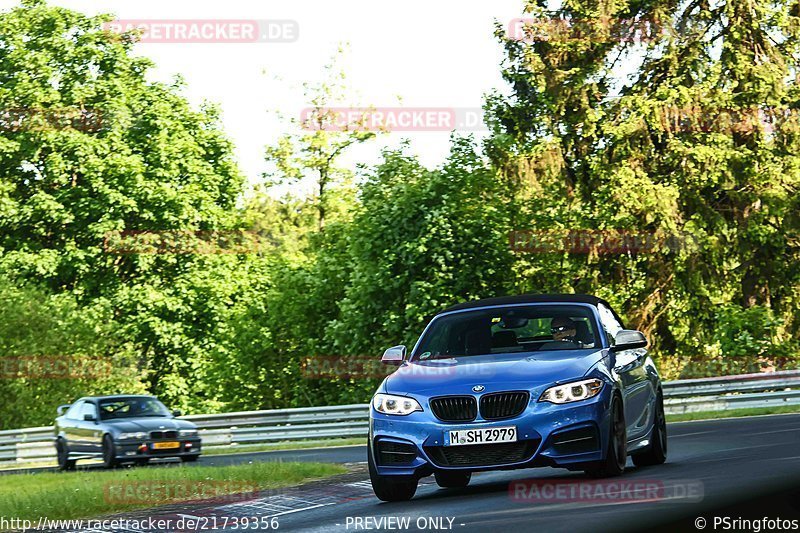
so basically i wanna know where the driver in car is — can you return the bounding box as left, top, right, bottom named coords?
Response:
left=550, top=317, right=578, bottom=342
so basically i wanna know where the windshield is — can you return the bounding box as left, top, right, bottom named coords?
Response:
left=98, top=398, right=171, bottom=420
left=412, top=304, right=600, bottom=360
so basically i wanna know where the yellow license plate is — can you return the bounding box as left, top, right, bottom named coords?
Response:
left=152, top=441, right=180, bottom=449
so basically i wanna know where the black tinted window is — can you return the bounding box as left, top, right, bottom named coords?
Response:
left=414, top=305, right=599, bottom=360
left=99, top=398, right=170, bottom=420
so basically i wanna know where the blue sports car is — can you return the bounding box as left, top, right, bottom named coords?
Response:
left=368, top=294, right=667, bottom=501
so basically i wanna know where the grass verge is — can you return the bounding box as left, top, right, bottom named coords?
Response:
left=0, top=438, right=366, bottom=471
left=0, top=461, right=346, bottom=521
left=203, top=437, right=365, bottom=455
left=667, top=404, right=800, bottom=422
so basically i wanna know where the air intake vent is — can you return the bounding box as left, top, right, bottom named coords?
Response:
left=552, top=426, right=600, bottom=455
left=424, top=440, right=538, bottom=467
left=430, top=396, right=478, bottom=422
left=375, top=440, right=417, bottom=465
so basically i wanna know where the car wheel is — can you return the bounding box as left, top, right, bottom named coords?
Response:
left=102, top=435, right=119, bottom=468
left=434, top=471, right=471, bottom=489
left=586, top=396, right=626, bottom=478
left=632, top=391, right=667, bottom=467
left=56, top=439, right=76, bottom=471
left=367, top=441, right=418, bottom=502
left=180, top=455, right=199, bottom=463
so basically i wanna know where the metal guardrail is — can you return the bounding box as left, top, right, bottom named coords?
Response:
left=1, top=370, right=799, bottom=464
left=0, top=404, right=370, bottom=465
left=662, top=369, right=800, bottom=414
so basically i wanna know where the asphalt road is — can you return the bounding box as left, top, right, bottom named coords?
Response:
left=57, top=413, right=800, bottom=532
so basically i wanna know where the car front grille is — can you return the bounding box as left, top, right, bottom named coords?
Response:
left=424, top=440, right=538, bottom=467
left=430, top=396, right=477, bottom=422
left=149, top=430, right=178, bottom=439
left=479, top=391, right=529, bottom=420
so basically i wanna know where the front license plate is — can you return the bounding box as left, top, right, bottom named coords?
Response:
left=152, top=441, right=180, bottom=449
left=446, top=426, right=517, bottom=446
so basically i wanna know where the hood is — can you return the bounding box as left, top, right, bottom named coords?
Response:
left=384, top=349, right=606, bottom=396
left=103, top=417, right=196, bottom=432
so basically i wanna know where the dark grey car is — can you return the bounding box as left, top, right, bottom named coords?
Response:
left=54, top=395, right=202, bottom=469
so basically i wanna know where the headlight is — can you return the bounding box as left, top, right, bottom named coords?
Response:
left=372, top=394, right=422, bottom=415
left=178, top=429, right=198, bottom=437
left=118, top=432, right=147, bottom=440
left=539, top=378, right=604, bottom=404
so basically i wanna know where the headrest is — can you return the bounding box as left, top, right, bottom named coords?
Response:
left=492, top=330, right=519, bottom=348
left=574, top=321, right=594, bottom=345
left=464, top=328, right=492, bottom=356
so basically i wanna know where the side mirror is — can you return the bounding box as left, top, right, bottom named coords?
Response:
left=83, top=414, right=96, bottom=422
left=57, top=404, right=71, bottom=416
left=611, top=330, right=648, bottom=373
left=609, top=330, right=648, bottom=352
left=172, top=410, right=183, bottom=417
left=381, top=345, right=406, bottom=366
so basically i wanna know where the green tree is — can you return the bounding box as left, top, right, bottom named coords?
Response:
left=0, top=0, right=243, bottom=296
left=486, top=0, right=800, bottom=376
left=0, top=275, right=146, bottom=429
left=329, top=138, right=516, bottom=355
left=0, top=0, right=252, bottom=410
left=264, top=48, right=376, bottom=231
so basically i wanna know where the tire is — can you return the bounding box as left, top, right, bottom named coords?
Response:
left=632, top=391, right=667, bottom=467
left=434, top=471, right=471, bottom=489
left=56, top=439, right=76, bottom=471
left=180, top=455, right=199, bottom=463
left=586, top=396, right=626, bottom=478
left=367, top=441, right=418, bottom=502
left=102, top=435, right=119, bottom=468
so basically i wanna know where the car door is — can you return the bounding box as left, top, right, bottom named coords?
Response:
left=598, top=303, right=653, bottom=440
left=75, top=401, right=103, bottom=454
left=60, top=401, right=84, bottom=451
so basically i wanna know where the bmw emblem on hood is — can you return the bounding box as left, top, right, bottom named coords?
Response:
left=472, top=385, right=485, bottom=393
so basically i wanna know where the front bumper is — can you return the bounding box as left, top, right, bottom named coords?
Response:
left=114, top=437, right=202, bottom=460
left=370, top=387, right=612, bottom=477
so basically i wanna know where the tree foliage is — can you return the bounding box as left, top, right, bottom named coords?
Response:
left=484, top=0, right=800, bottom=376
left=0, top=0, right=249, bottom=420
left=1, top=0, right=799, bottom=428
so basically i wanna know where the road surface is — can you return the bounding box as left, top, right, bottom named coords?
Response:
left=47, top=413, right=800, bottom=532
